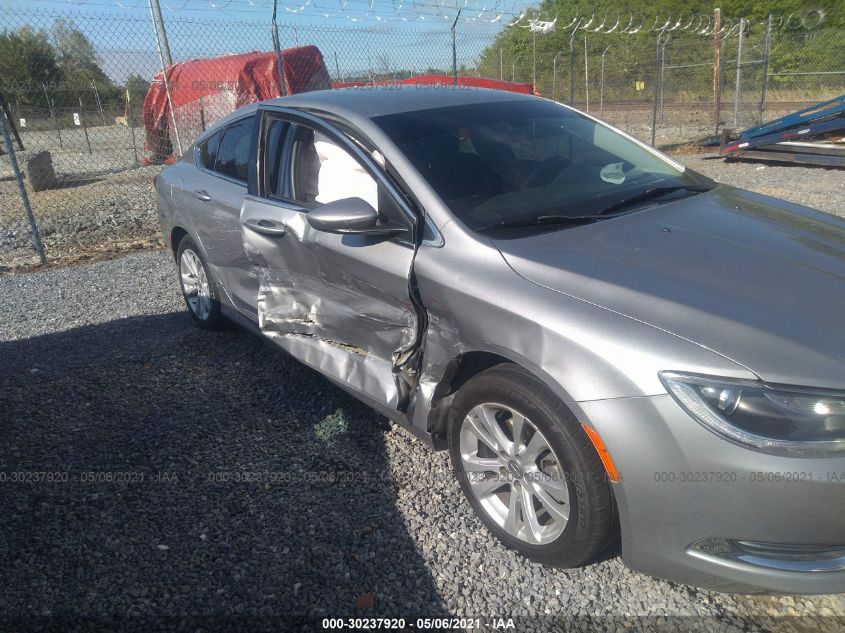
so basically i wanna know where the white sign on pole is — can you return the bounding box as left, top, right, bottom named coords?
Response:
left=73, top=113, right=81, bottom=126
left=19, top=118, right=26, bottom=128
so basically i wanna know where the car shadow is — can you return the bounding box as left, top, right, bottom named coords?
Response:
left=0, top=312, right=451, bottom=628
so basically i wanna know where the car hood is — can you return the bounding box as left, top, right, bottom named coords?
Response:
left=493, top=186, right=845, bottom=390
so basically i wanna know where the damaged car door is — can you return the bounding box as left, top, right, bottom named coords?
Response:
left=240, top=108, right=420, bottom=410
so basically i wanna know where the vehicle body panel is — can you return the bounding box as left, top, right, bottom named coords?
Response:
left=494, top=186, right=845, bottom=390
left=574, top=394, right=845, bottom=594
left=153, top=86, right=845, bottom=593
left=237, top=105, right=422, bottom=409
left=241, top=194, right=417, bottom=408
left=184, top=160, right=258, bottom=316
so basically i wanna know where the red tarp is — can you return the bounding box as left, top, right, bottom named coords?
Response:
left=332, top=75, right=537, bottom=95
left=143, top=46, right=330, bottom=164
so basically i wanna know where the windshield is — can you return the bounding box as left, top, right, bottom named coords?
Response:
left=374, top=100, right=710, bottom=231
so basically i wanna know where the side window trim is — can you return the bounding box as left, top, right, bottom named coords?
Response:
left=257, top=106, right=417, bottom=232
left=193, top=114, right=256, bottom=187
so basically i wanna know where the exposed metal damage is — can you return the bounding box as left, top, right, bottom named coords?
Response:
left=254, top=265, right=418, bottom=409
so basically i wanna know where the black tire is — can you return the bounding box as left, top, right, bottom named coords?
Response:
left=175, top=236, right=227, bottom=331
left=448, top=363, right=615, bottom=567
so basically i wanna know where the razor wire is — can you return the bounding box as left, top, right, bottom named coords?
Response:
left=12, top=0, right=833, bottom=28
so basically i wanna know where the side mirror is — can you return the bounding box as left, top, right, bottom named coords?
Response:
left=306, top=198, right=403, bottom=236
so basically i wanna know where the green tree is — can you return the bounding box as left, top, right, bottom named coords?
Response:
left=125, top=74, right=150, bottom=101
left=475, top=1, right=845, bottom=105
left=51, top=18, right=119, bottom=113
left=0, top=26, right=62, bottom=108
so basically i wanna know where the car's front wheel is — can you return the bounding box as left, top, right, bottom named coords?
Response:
left=176, top=237, right=226, bottom=330
left=448, top=364, right=616, bottom=567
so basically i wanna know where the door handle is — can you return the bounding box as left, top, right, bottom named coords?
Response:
left=194, top=190, right=212, bottom=201
left=244, top=218, right=287, bottom=237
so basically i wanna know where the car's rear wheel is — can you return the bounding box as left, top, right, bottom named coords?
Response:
left=176, top=237, right=226, bottom=330
left=448, top=364, right=615, bottom=567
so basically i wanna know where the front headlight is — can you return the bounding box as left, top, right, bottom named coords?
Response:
left=660, top=372, right=845, bottom=455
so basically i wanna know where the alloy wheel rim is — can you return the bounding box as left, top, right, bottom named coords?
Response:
left=459, top=402, right=570, bottom=545
left=179, top=249, right=212, bottom=321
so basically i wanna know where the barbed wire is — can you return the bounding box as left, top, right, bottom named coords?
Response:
left=4, top=0, right=830, bottom=29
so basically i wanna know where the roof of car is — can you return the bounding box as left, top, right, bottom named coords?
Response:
left=263, top=85, right=536, bottom=119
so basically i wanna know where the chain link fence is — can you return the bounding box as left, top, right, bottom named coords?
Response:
left=2, top=6, right=844, bottom=268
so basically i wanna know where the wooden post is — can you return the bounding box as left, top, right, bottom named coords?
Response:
left=712, top=8, right=722, bottom=135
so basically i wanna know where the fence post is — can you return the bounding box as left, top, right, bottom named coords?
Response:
left=272, top=0, right=287, bottom=96
left=451, top=9, right=461, bottom=86
left=651, top=30, right=667, bottom=147
left=1, top=111, right=46, bottom=265
left=149, top=2, right=182, bottom=156
left=568, top=19, right=581, bottom=105
left=499, top=49, right=503, bottom=81
left=552, top=51, right=562, bottom=102
left=199, top=96, right=206, bottom=131
left=659, top=37, right=670, bottom=121
left=78, top=97, right=92, bottom=155
left=599, top=45, right=610, bottom=118
left=733, top=17, right=746, bottom=127
left=759, top=14, right=773, bottom=124
left=0, top=90, right=25, bottom=151
left=148, top=0, right=172, bottom=67
left=42, top=84, right=63, bottom=149
left=92, top=80, right=106, bottom=125
left=712, top=8, right=722, bottom=135
left=584, top=36, right=589, bottom=112
left=126, top=89, right=139, bottom=166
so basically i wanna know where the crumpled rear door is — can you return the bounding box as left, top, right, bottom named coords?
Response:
left=240, top=194, right=417, bottom=408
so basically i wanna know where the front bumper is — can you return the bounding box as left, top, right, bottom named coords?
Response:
left=574, top=394, right=845, bottom=594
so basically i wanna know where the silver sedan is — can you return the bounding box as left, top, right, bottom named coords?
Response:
left=154, top=86, right=845, bottom=594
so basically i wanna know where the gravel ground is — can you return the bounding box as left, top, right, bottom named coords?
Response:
left=681, top=154, right=845, bottom=220
left=0, top=164, right=162, bottom=270
left=1, top=251, right=844, bottom=631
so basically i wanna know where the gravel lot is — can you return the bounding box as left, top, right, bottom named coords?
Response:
left=2, top=251, right=844, bottom=630
left=682, top=155, right=845, bottom=220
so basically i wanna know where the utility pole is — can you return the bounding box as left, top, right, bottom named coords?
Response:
left=147, top=0, right=172, bottom=67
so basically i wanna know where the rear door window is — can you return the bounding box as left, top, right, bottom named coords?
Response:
left=214, top=117, right=254, bottom=183
left=198, top=131, right=221, bottom=171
